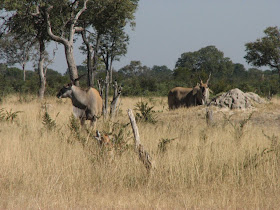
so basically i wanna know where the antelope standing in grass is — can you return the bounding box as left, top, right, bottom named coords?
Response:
left=57, top=76, right=103, bottom=130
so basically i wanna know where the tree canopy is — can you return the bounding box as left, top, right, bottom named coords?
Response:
left=174, top=46, right=234, bottom=87
left=245, top=26, right=280, bottom=79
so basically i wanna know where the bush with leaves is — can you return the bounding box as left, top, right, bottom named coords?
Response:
left=42, top=111, right=57, bottom=131
left=134, top=101, right=157, bottom=124
left=0, top=108, right=22, bottom=123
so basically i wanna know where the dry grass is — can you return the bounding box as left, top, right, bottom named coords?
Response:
left=0, top=94, right=280, bottom=209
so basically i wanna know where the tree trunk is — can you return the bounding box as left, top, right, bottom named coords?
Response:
left=109, top=58, right=113, bottom=84
left=87, top=49, right=94, bottom=87
left=110, top=81, right=122, bottom=119
left=65, top=44, right=79, bottom=86
left=278, top=67, right=280, bottom=89
left=92, top=33, right=101, bottom=86
left=38, top=40, right=46, bottom=99
left=81, top=30, right=94, bottom=87
left=44, top=2, right=88, bottom=87
left=103, top=70, right=110, bottom=119
left=22, top=63, right=26, bottom=82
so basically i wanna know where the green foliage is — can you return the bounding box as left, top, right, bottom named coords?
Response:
left=245, top=26, right=280, bottom=72
left=175, top=46, right=234, bottom=80
left=0, top=108, right=22, bottom=123
left=117, top=61, right=174, bottom=96
left=134, top=101, right=157, bottom=124
left=42, top=110, right=57, bottom=131
left=0, top=108, right=4, bottom=121
left=0, top=65, right=69, bottom=96
left=110, top=122, right=131, bottom=154
left=1, top=41, right=280, bottom=97
left=68, top=114, right=86, bottom=145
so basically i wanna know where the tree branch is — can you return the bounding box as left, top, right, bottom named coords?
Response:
left=127, top=109, right=154, bottom=171
left=268, top=61, right=278, bottom=68
left=31, top=5, right=40, bottom=16
left=74, top=26, right=84, bottom=33
left=44, top=6, right=68, bottom=45
left=72, top=0, right=88, bottom=34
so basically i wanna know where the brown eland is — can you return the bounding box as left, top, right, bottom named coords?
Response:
left=168, top=73, right=211, bottom=110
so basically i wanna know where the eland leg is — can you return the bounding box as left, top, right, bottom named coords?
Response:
left=90, top=116, right=97, bottom=131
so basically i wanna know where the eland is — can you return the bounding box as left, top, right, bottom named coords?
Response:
left=168, top=73, right=211, bottom=110
left=57, top=75, right=103, bottom=129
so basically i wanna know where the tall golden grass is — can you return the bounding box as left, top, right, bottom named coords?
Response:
left=0, top=94, right=279, bottom=209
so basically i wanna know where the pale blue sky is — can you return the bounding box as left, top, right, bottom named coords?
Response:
left=47, top=0, right=280, bottom=73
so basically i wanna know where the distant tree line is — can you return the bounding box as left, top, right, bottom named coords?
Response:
left=0, top=45, right=279, bottom=98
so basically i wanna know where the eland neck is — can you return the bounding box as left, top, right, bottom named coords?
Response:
left=70, top=86, right=88, bottom=108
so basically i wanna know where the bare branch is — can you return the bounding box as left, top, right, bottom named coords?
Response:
left=73, top=0, right=88, bottom=33
left=110, top=81, right=122, bottom=118
left=268, top=61, right=278, bottom=69
left=74, top=26, right=84, bottom=33
left=44, top=43, right=58, bottom=74
left=44, top=6, right=68, bottom=45
left=127, top=109, right=154, bottom=171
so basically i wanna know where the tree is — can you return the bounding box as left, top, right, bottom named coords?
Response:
left=79, top=0, right=138, bottom=87
left=150, top=65, right=172, bottom=81
left=41, top=0, right=88, bottom=86
left=173, top=46, right=238, bottom=94
left=78, top=0, right=138, bottom=118
left=99, top=28, right=130, bottom=118
left=0, top=33, right=35, bottom=81
left=99, top=28, right=129, bottom=84
left=0, top=0, right=56, bottom=99
left=119, top=61, right=150, bottom=77
left=175, top=46, right=234, bottom=81
left=244, top=26, right=280, bottom=83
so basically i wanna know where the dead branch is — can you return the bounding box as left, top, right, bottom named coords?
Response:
left=110, top=80, right=122, bottom=119
left=127, top=109, right=153, bottom=171
left=97, top=78, right=104, bottom=98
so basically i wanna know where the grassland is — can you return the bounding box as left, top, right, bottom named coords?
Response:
left=0, top=95, right=279, bottom=209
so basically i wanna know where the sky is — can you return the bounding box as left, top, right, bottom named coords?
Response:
left=45, top=0, right=280, bottom=74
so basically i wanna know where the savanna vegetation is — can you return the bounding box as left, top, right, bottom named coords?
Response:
left=0, top=1, right=280, bottom=99
left=0, top=95, right=279, bottom=209
left=0, top=46, right=279, bottom=99
left=1, top=1, right=280, bottom=209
